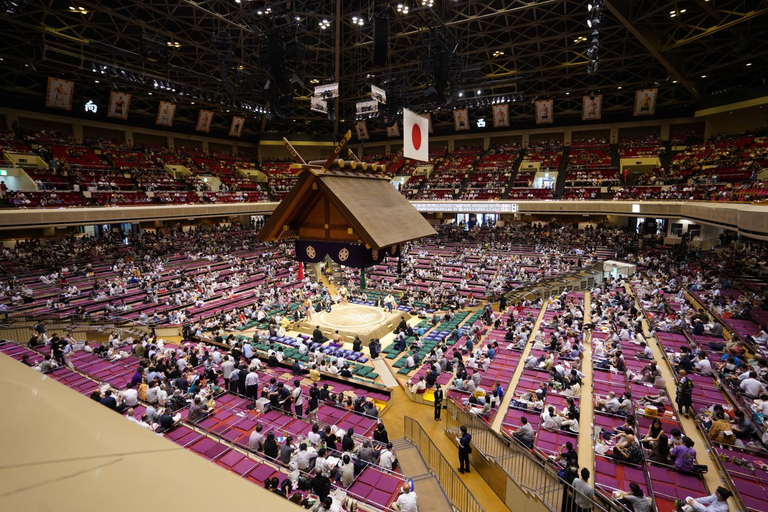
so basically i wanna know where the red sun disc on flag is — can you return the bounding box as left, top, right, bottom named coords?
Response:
left=412, top=123, right=422, bottom=150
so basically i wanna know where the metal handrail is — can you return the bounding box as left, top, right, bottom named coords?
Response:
left=403, top=415, right=486, bottom=512
left=444, top=400, right=619, bottom=512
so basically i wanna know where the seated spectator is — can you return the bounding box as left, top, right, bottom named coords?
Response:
left=611, top=434, right=643, bottom=464
left=512, top=416, right=535, bottom=448
left=707, top=412, right=735, bottom=445
left=731, top=410, right=757, bottom=439
left=676, top=486, right=732, bottom=512
left=615, top=482, right=651, bottom=512
left=187, top=396, right=208, bottom=423
left=670, top=437, right=697, bottom=473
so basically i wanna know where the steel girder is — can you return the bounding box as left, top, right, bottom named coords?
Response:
left=0, top=0, right=765, bottom=137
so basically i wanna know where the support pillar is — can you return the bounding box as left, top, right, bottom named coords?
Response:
left=360, top=267, right=366, bottom=290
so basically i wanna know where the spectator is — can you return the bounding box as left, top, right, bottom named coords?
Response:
left=676, top=486, right=732, bottom=512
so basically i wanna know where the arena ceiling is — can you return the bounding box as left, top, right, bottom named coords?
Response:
left=0, top=0, right=766, bottom=141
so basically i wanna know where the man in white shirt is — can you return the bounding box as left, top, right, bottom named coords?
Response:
left=220, top=357, right=235, bottom=391
left=156, top=384, right=168, bottom=406
left=740, top=372, right=766, bottom=399
left=410, top=376, right=427, bottom=394
left=392, top=483, right=418, bottom=512
left=292, top=380, right=305, bottom=417
left=638, top=342, right=654, bottom=360
left=247, top=424, right=264, bottom=452
left=379, top=443, right=396, bottom=470
left=245, top=370, right=260, bottom=399
left=295, top=442, right=317, bottom=471
left=599, top=392, right=621, bottom=414
left=695, top=354, right=713, bottom=376
left=145, top=382, right=160, bottom=404
left=120, top=383, right=139, bottom=407
left=541, top=406, right=562, bottom=431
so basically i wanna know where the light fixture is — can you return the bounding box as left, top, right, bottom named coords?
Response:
left=477, top=90, right=481, bottom=95
left=701, top=74, right=707, bottom=78
left=672, top=80, right=679, bottom=83
left=421, top=0, right=434, bottom=6
left=458, top=92, right=463, bottom=97
left=617, top=86, right=622, bottom=89
left=69, top=6, right=89, bottom=14
left=148, top=92, right=153, bottom=95
left=493, top=50, right=504, bottom=57
left=94, top=80, right=99, bottom=83
left=573, top=36, right=587, bottom=44
left=319, top=19, right=330, bottom=29
left=167, top=41, right=181, bottom=48
left=565, top=92, right=570, bottom=95
left=746, top=62, right=753, bottom=66
left=191, top=101, right=195, bottom=104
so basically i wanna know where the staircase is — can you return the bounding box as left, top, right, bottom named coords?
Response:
left=552, top=146, right=571, bottom=198
left=659, top=142, right=674, bottom=168
left=501, top=149, right=525, bottom=199
left=327, top=261, right=344, bottom=284
left=390, top=437, right=456, bottom=512
left=306, top=262, right=322, bottom=283
left=609, top=143, right=620, bottom=168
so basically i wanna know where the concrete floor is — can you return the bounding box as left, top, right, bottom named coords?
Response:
left=382, top=386, right=510, bottom=512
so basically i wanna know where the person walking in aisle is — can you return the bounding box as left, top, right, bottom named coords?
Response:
left=434, top=384, right=444, bottom=421
left=456, top=425, right=472, bottom=473
left=573, top=468, right=594, bottom=512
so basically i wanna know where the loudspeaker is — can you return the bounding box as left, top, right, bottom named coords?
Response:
left=372, top=16, right=389, bottom=66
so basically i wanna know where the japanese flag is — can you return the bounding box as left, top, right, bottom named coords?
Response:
left=403, top=108, right=429, bottom=162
